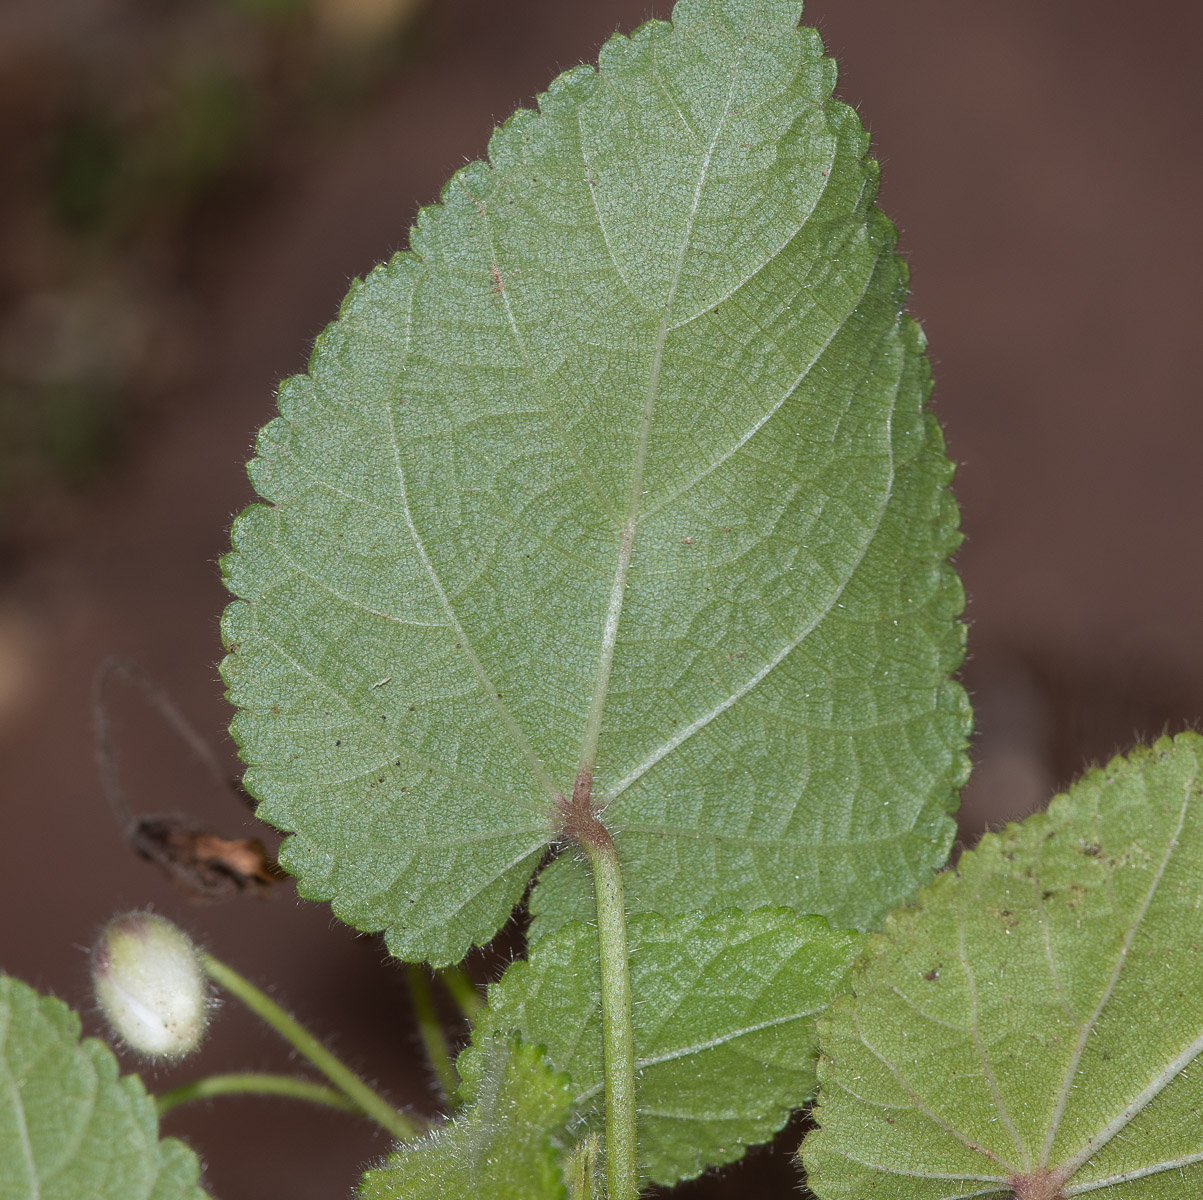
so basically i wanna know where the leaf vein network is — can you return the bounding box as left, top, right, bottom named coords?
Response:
left=318, top=755, right=536, bottom=807
left=464, top=180, right=623, bottom=528
left=1028, top=842, right=1079, bottom=1027
left=1040, top=760, right=1198, bottom=1171
left=612, top=823, right=919, bottom=850
left=572, top=1009, right=820, bottom=1106
left=662, top=140, right=837, bottom=338
left=385, top=404, right=561, bottom=804
left=818, top=1149, right=1008, bottom=1189
left=34, top=1052, right=103, bottom=1192
left=272, top=545, right=447, bottom=630
left=601, top=360, right=896, bottom=805
left=649, top=62, right=698, bottom=142
left=957, top=913, right=1029, bottom=1169
left=578, top=115, right=642, bottom=310
left=641, top=249, right=873, bottom=525
left=278, top=449, right=611, bottom=580
left=375, top=838, right=549, bottom=918
left=1063, top=1147, right=1203, bottom=1194
left=254, top=633, right=548, bottom=812
left=885, top=983, right=969, bottom=1033
left=851, top=1006, right=1014, bottom=1171
left=4, top=1063, right=40, bottom=1199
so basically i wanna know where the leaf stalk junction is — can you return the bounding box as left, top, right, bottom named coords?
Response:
left=559, top=771, right=639, bottom=1200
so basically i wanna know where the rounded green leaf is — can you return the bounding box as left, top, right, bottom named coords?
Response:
left=221, top=0, right=967, bottom=964
left=801, top=733, right=1203, bottom=1200
left=0, top=975, right=206, bottom=1200
left=470, top=908, right=861, bottom=1185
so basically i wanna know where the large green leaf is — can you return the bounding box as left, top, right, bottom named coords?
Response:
left=800, top=733, right=1203, bottom=1200
left=221, top=0, right=967, bottom=964
left=0, top=975, right=206, bottom=1200
left=357, top=1038, right=571, bottom=1200
left=470, top=908, right=861, bottom=1185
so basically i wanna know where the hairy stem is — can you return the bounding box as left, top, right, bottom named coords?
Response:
left=438, top=964, right=484, bottom=1022
left=156, top=1072, right=358, bottom=1117
left=566, top=1133, right=602, bottom=1200
left=200, top=951, right=419, bottom=1142
left=581, top=837, right=639, bottom=1200
left=406, top=964, right=459, bottom=1101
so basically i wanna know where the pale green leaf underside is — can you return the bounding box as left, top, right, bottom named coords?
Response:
left=801, top=733, right=1203, bottom=1200
left=358, top=1038, right=571, bottom=1200
left=221, top=0, right=967, bottom=964
left=469, top=907, right=860, bottom=1184
left=0, top=976, right=206, bottom=1200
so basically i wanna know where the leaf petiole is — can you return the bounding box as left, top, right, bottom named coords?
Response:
left=200, top=951, right=420, bottom=1142
left=156, top=1072, right=359, bottom=1117
left=581, top=837, right=639, bottom=1200
left=437, top=964, right=484, bottom=1022
left=406, top=964, right=460, bottom=1101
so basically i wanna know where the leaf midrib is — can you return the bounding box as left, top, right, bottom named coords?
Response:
left=575, top=6, right=757, bottom=783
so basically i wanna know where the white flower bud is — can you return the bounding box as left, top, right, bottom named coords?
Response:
left=92, top=912, right=209, bottom=1058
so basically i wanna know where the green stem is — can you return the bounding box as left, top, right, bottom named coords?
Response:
left=582, top=839, right=639, bottom=1200
left=438, top=964, right=484, bottom=1022
left=200, top=951, right=419, bottom=1142
left=406, top=964, right=459, bottom=1101
left=157, top=1072, right=359, bottom=1117
left=566, top=1133, right=601, bottom=1200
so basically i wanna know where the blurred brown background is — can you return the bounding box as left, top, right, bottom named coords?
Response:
left=1, top=0, right=1200, bottom=1196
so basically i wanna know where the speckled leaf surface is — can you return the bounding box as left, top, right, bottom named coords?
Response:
left=470, top=907, right=860, bottom=1184
left=800, top=734, right=1203, bottom=1200
left=0, top=976, right=206, bottom=1200
left=357, top=1039, right=571, bottom=1200
left=221, top=0, right=967, bottom=965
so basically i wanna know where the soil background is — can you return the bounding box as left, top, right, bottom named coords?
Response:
left=1, top=1, right=1201, bottom=1196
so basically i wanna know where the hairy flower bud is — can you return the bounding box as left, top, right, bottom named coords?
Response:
left=92, top=912, right=209, bottom=1058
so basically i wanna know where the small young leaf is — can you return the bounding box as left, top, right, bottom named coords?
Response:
left=0, top=975, right=206, bottom=1200
left=800, top=732, right=1203, bottom=1200
left=357, top=1038, right=572, bottom=1200
left=471, top=908, right=861, bottom=1184
left=221, top=0, right=967, bottom=965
